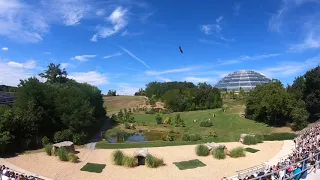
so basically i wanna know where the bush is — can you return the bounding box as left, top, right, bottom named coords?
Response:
left=230, top=147, right=246, bottom=158
left=68, top=153, right=79, bottom=163
left=54, top=129, right=73, bottom=143
left=213, top=147, right=226, bottom=159
left=124, top=122, right=130, bottom=129
left=163, top=117, right=172, bottom=124
left=191, top=134, right=202, bottom=141
left=263, top=133, right=296, bottom=141
left=145, top=154, right=164, bottom=168
left=200, top=120, right=213, bottom=127
left=146, top=108, right=157, bottom=114
left=72, top=132, right=88, bottom=145
left=41, top=136, right=50, bottom=147
left=195, top=145, right=210, bottom=156
left=243, top=135, right=264, bottom=145
left=44, top=144, right=53, bottom=156
left=57, top=148, right=69, bottom=161
left=112, top=150, right=124, bottom=165
left=155, top=113, right=163, bottom=124
left=122, top=156, right=137, bottom=168
left=161, top=109, right=172, bottom=114
left=182, top=134, right=190, bottom=141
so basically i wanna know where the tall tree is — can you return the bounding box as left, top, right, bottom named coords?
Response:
left=39, top=63, right=68, bottom=84
left=304, top=66, right=320, bottom=120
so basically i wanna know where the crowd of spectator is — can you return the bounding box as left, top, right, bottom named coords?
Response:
left=228, top=123, right=320, bottom=180
left=0, top=165, right=43, bottom=180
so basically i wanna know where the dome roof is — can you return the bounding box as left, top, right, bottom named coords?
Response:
left=214, top=70, right=271, bottom=92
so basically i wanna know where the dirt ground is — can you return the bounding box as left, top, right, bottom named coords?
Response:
left=5, top=141, right=284, bottom=180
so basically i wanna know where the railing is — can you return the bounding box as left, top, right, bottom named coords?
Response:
left=247, top=151, right=320, bottom=180
left=232, top=164, right=266, bottom=179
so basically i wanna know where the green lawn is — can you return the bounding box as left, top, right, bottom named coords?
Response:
left=132, top=108, right=273, bottom=142
left=245, top=147, right=260, bottom=153
left=80, top=163, right=106, bottom=173
left=173, top=159, right=206, bottom=170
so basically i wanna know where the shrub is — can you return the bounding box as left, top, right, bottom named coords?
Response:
left=155, top=113, right=163, bottom=124
left=212, top=147, right=226, bottom=159
left=146, top=108, right=157, bottom=114
left=243, top=135, right=257, bottom=145
left=57, top=148, right=69, bottom=161
left=162, top=131, right=176, bottom=141
left=230, top=147, right=246, bottom=158
left=161, top=109, right=172, bottom=114
left=41, top=136, right=50, bottom=147
left=122, top=156, right=137, bottom=168
left=145, top=154, right=164, bottom=168
left=263, top=133, right=296, bottom=141
left=54, top=129, right=73, bottom=143
left=182, top=134, right=190, bottom=141
left=142, top=122, right=147, bottom=126
left=255, top=134, right=264, bottom=143
left=44, top=144, right=53, bottom=156
left=190, top=134, right=202, bottom=141
left=72, top=132, right=88, bottom=145
left=112, top=150, right=124, bottom=165
left=68, top=153, right=79, bottom=163
left=200, top=120, right=213, bottom=127
left=163, top=117, right=172, bottom=124
left=195, top=145, right=210, bottom=156
left=124, top=122, right=130, bottom=129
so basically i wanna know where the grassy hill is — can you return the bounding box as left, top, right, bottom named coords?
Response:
left=103, top=95, right=147, bottom=114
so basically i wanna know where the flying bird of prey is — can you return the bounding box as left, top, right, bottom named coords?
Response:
left=179, top=46, right=183, bottom=54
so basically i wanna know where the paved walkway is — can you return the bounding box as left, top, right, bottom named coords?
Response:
left=265, top=140, right=295, bottom=166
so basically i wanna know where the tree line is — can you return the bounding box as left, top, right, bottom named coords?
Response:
left=0, top=63, right=106, bottom=154
left=139, top=82, right=222, bottom=112
left=245, top=66, right=320, bottom=130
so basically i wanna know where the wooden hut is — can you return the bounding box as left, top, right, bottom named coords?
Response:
left=133, top=149, right=149, bottom=165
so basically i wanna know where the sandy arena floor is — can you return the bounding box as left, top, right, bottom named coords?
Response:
left=5, top=141, right=283, bottom=180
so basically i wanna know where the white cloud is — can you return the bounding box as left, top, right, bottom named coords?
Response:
left=91, top=6, right=128, bottom=41
left=96, top=9, right=105, bottom=16
left=69, top=71, right=108, bottom=86
left=70, top=54, right=96, bottom=61
left=116, top=83, right=140, bottom=95
left=121, top=30, right=143, bottom=36
left=7, top=60, right=36, bottom=69
left=269, top=7, right=287, bottom=32
left=60, top=63, right=70, bottom=69
left=260, top=55, right=320, bottom=78
left=1, top=47, right=8, bottom=51
left=184, top=77, right=218, bottom=84
left=145, top=67, right=194, bottom=76
left=218, top=53, right=280, bottom=65
left=103, top=52, right=122, bottom=59
left=200, top=16, right=223, bottom=36
left=156, top=76, right=172, bottom=82
left=118, top=45, right=150, bottom=68
left=233, top=3, right=241, bottom=16
left=43, top=52, right=51, bottom=55
left=0, top=61, right=35, bottom=86
left=0, top=0, right=91, bottom=43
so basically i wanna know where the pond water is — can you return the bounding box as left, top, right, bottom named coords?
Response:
left=108, top=132, right=148, bottom=143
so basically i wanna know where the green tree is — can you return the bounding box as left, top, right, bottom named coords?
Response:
left=39, top=63, right=68, bottom=84
left=304, top=66, right=320, bottom=120
left=0, top=131, right=14, bottom=155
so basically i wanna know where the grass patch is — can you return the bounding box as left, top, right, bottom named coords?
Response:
left=44, top=144, right=52, bottom=156
left=230, top=147, right=246, bottom=158
left=112, top=150, right=124, bottom=165
left=173, top=159, right=206, bottom=170
left=80, top=163, right=106, bottom=173
left=56, top=148, right=69, bottom=161
left=195, top=145, right=210, bottom=156
left=263, top=133, right=296, bottom=141
left=245, top=147, right=260, bottom=153
left=122, top=155, right=137, bottom=168
left=145, top=154, right=164, bottom=168
left=243, top=135, right=263, bottom=145
left=212, top=147, right=226, bottom=159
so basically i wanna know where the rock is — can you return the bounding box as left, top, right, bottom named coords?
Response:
left=193, top=119, right=197, bottom=122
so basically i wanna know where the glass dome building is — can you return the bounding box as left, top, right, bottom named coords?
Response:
left=214, top=70, right=271, bottom=92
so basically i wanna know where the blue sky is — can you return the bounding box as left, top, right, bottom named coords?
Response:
left=0, top=0, right=320, bottom=95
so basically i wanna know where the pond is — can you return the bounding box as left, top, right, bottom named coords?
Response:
left=107, top=130, right=167, bottom=143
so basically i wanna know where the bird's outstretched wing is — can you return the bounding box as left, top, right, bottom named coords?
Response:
left=179, top=46, right=184, bottom=54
